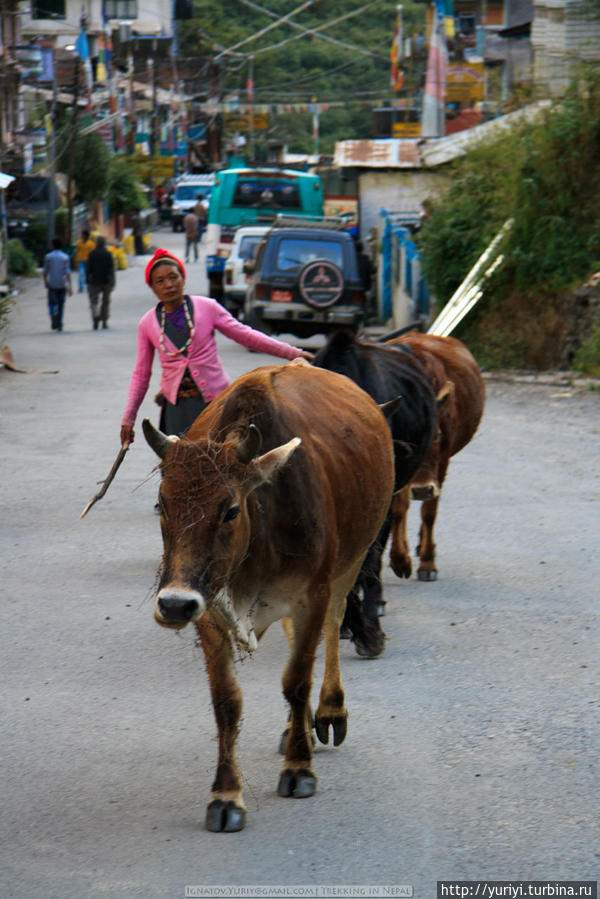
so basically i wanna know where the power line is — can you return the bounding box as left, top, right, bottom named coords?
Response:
left=213, top=0, right=316, bottom=60
left=238, top=0, right=384, bottom=59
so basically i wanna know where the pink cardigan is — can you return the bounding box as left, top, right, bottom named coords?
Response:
left=121, top=294, right=303, bottom=427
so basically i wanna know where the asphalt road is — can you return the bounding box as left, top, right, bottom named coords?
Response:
left=1, top=226, right=599, bottom=899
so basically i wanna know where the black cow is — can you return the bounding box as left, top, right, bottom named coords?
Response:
left=314, top=330, right=438, bottom=657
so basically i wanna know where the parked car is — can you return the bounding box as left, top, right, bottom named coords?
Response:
left=244, top=217, right=368, bottom=338
left=171, top=173, right=215, bottom=231
left=223, top=224, right=271, bottom=317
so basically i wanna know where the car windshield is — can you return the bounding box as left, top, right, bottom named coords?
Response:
left=239, top=235, right=264, bottom=260
left=275, top=238, right=344, bottom=271
left=176, top=186, right=206, bottom=200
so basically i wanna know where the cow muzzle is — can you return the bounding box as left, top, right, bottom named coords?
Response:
left=154, top=588, right=206, bottom=629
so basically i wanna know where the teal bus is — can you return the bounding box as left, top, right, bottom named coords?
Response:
left=205, top=167, right=324, bottom=298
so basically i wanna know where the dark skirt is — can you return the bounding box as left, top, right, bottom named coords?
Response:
left=160, top=394, right=207, bottom=437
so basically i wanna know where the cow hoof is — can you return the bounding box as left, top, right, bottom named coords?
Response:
left=315, top=714, right=347, bottom=746
left=277, top=768, right=317, bottom=798
left=390, top=558, right=412, bottom=579
left=206, top=799, right=246, bottom=832
left=352, top=619, right=386, bottom=659
left=418, top=569, right=438, bottom=582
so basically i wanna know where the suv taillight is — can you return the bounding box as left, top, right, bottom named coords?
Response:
left=225, top=271, right=232, bottom=285
left=254, top=283, right=268, bottom=300
left=350, top=290, right=364, bottom=306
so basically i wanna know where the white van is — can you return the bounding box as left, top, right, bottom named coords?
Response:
left=171, top=173, right=215, bottom=231
left=223, top=224, right=270, bottom=316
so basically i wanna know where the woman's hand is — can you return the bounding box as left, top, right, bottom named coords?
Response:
left=299, top=350, right=315, bottom=363
left=120, top=425, right=135, bottom=446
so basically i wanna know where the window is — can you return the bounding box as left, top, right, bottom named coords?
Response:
left=176, top=186, right=205, bottom=201
left=32, top=0, right=65, bottom=19
left=239, top=236, right=263, bottom=261
left=275, top=238, right=344, bottom=272
left=233, top=179, right=301, bottom=210
left=104, top=0, right=138, bottom=18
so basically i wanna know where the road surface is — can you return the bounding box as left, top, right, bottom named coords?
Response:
left=1, top=226, right=598, bottom=898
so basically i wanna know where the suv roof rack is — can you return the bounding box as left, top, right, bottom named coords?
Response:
left=271, top=214, right=350, bottom=231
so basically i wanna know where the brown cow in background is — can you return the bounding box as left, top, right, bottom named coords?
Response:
left=388, top=332, right=486, bottom=582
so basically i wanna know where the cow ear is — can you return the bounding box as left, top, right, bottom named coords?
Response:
left=436, top=380, right=454, bottom=409
left=246, top=437, right=301, bottom=492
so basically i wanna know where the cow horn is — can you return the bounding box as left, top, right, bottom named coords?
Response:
left=379, top=396, right=403, bottom=418
left=236, top=424, right=263, bottom=464
left=142, top=418, right=179, bottom=459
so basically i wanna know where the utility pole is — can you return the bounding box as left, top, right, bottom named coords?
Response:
left=149, top=44, right=158, bottom=188
left=248, top=55, right=254, bottom=163
left=46, top=45, right=57, bottom=248
left=66, top=54, right=80, bottom=246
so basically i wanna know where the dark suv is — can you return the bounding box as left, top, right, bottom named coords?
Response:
left=244, top=218, right=369, bottom=338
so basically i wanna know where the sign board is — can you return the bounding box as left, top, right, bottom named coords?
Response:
left=130, top=155, right=176, bottom=181
left=223, top=112, right=269, bottom=132
left=392, top=121, right=421, bottom=138
left=446, top=61, right=485, bottom=103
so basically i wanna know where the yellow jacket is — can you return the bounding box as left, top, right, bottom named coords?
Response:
left=74, top=238, right=95, bottom=263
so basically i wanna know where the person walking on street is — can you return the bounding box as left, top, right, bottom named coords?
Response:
left=193, top=195, right=207, bottom=242
left=43, top=237, right=72, bottom=332
left=132, top=210, right=145, bottom=256
left=74, top=229, right=95, bottom=292
left=120, top=248, right=313, bottom=445
left=86, top=235, right=116, bottom=330
left=183, top=210, right=199, bottom=263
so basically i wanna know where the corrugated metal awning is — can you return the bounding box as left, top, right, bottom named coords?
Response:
left=334, top=139, right=422, bottom=169
left=0, top=172, right=15, bottom=190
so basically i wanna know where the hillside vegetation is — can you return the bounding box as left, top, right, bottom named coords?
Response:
left=418, top=71, right=600, bottom=372
left=179, top=0, right=426, bottom=153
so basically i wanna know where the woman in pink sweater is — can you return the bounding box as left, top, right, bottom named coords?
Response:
left=120, top=248, right=311, bottom=445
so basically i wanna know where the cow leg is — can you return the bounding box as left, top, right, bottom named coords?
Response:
left=416, top=495, right=441, bottom=581
left=278, top=592, right=328, bottom=799
left=195, top=611, right=246, bottom=832
left=278, top=617, right=315, bottom=755
left=416, top=459, right=448, bottom=581
left=389, top=486, right=413, bottom=579
left=360, top=516, right=390, bottom=619
left=315, top=577, right=350, bottom=744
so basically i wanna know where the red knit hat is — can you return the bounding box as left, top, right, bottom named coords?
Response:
left=145, top=248, right=187, bottom=286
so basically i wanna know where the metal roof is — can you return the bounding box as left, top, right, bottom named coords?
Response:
left=334, top=101, right=551, bottom=170
left=334, top=139, right=422, bottom=169
left=0, top=172, right=15, bottom=190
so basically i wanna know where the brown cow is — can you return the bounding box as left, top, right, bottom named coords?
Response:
left=142, top=362, right=395, bottom=832
left=388, top=332, right=486, bottom=581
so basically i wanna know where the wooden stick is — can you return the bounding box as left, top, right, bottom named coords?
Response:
left=80, top=442, right=130, bottom=519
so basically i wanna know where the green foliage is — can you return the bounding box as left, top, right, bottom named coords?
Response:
left=54, top=207, right=70, bottom=244
left=572, top=326, right=600, bottom=377
left=73, top=132, right=111, bottom=204
left=23, top=214, right=51, bottom=266
left=180, top=0, right=426, bottom=151
left=418, top=71, right=600, bottom=368
left=107, top=157, right=148, bottom=217
left=7, top=239, right=37, bottom=277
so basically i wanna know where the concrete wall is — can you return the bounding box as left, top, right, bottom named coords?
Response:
left=532, top=0, right=600, bottom=96
left=21, top=0, right=173, bottom=46
left=358, top=169, right=451, bottom=242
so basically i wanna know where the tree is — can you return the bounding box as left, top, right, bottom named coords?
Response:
left=107, top=158, right=148, bottom=219
left=74, top=132, right=111, bottom=205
